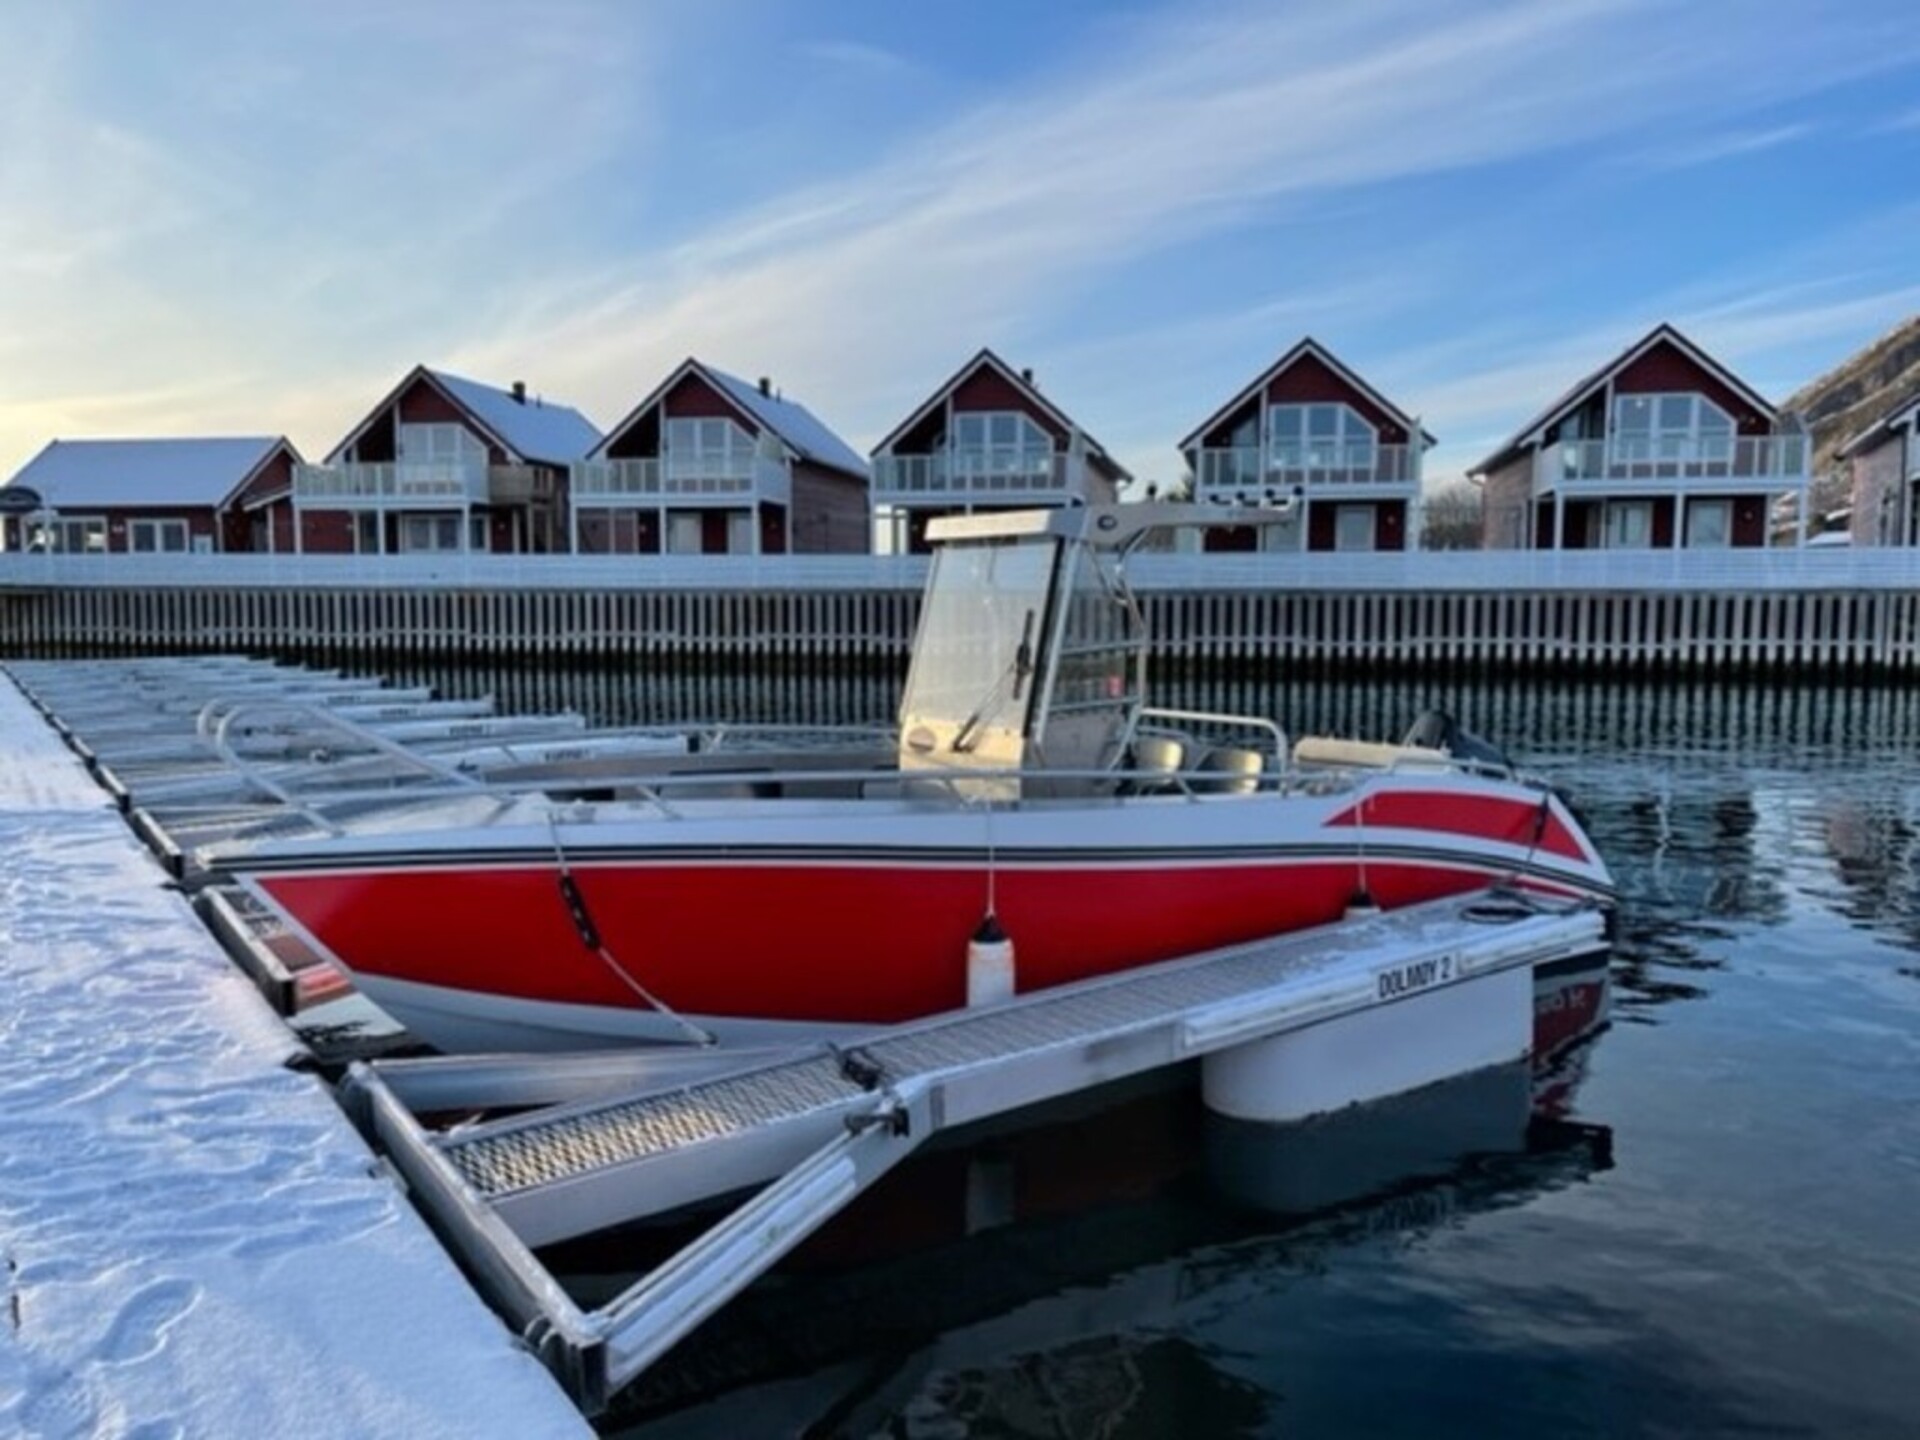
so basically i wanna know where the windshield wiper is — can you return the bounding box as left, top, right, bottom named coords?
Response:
left=952, top=608, right=1036, bottom=754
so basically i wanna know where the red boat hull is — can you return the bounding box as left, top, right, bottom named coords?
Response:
left=238, top=779, right=1613, bottom=1052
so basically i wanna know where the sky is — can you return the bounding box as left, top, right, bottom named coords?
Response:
left=1, top=0, right=1917, bottom=492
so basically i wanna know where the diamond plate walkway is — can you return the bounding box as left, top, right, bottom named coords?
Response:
left=345, top=891, right=1607, bottom=1415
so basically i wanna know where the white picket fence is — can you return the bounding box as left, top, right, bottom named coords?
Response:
left=1, top=545, right=1916, bottom=594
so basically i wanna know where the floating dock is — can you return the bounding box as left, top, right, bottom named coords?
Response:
left=0, top=665, right=590, bottom=1438
left=347, top=892, right=1605, bottom=1414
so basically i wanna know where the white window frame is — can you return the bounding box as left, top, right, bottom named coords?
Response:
left=1686, top=498, right=1733, bottom=549
left=1269, top=403, right=1377, bottom=474
left=398, top=513, right=466, bottom=553
left=1611, top=392, right=1734, bottom=467
left=950, top=411, right=1053, bottom=484
left=127, top=518, right=191, bottom=554
left=398, top=423, right=487, bottom=464
left=32, top=517, right=108, bottom=554
left=1605, top=500, right=1654, bottom=548
left=1334, top=504, right=1376, bottom=552
left=664, top=417, right=757, bottom=487
left=665, top=510, right=704, bottom=555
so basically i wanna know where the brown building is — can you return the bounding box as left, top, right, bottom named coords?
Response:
left=1840, top=389, right=1920, bottom=546
left=1472, top=324, right=1810, bottom=550
left=1177, top=338, right=1433, bottom=554
left=0, top=436, right=301, bottom=554
left=292, top=366, right=600, bottom=554
left=574, top=360, right=869, bottom=555
left=870, top=350, right=1129, bottom=554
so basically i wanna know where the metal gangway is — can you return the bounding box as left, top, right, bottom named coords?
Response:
left=343, top=891, right=1608, bottom=1415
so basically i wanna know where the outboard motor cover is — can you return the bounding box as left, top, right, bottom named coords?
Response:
left=1402, top=708, right=1511, bottom=772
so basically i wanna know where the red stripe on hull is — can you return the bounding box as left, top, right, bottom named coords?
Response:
left=1325, top=792, right=1587, bottom=863
left=261, top=857, right=1538, bottom=1027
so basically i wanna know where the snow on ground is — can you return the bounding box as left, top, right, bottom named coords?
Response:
left=0, top=674, right=589, bottom=1439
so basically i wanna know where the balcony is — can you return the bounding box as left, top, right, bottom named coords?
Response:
left=571, top=456, right=792, bottom=507
left=293, top=460, right=488, bottom=505
left=1536, top=434, right=1810, bottom=493
left=487, top=465, right=553, bottom=505
left=1190, top=443, right=1416, bottom=502
left=871, top=449, right=1094, bottom=505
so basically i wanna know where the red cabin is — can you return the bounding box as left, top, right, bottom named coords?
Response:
left=1472, top=324, right=1811, bottom=551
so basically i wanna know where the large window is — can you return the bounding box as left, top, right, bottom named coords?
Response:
left=1686, top=498, right=1732, bottom=548
left=128, top=518, right=190, bottom=553
left=950, top=411, right=1053, bottom=484
left=664, top=418, right=757, bottom=485
left=398, top=423, right=486, bottom=465
left=1612, top=393, right=1733, bottom=467
left=398, top=514, right=465, bottom=552
left=1605, top=500, right=1654, bottom=548
left=30, top=517, right=108, bottom=553
left=1334, top=504, right=1376, bottom=552
left=1270, top=404, right=1376, bottom=474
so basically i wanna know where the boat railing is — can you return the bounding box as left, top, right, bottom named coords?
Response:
left=1134, top=706, right=1288, bottom=757
left=182, top=719, right=1556, bottom=870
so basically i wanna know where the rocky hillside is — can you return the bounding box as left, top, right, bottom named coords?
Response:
left=1784, top=313, right=1920, bottom=519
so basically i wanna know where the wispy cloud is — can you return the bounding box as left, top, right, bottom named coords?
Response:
left=1631, top=123, right=1813, bottom=171
left=4, top=0, right=1919, bottom=485
left=797, top=39, right=917, bottom=76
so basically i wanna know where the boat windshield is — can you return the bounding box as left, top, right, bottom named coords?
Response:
left=898, top=536, right=1059, bottom=779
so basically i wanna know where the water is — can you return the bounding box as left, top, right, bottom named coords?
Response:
left=368, top=663, right=1920, bottom=1437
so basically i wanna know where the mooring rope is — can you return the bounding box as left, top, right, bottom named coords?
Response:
left=546, top=810, right=716, bottom=1047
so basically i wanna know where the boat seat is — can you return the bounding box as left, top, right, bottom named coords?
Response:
left=1122, top=736, right=1185, bottom=795
left=1193, top=745, right=1265, bottom=795
left=1291, top=736, right=1451, bottom=770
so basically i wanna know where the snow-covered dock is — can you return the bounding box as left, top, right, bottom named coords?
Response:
left=0, top=672, right=589, bottom=1438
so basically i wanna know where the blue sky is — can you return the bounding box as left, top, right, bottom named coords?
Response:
left=2, top=0, right=1917, bottom=489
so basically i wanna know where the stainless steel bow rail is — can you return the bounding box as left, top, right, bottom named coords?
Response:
left=338, top=893, right=1607, bottom=1416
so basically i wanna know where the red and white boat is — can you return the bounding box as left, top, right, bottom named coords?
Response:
left=209, top=503, right=1613, bottom=1052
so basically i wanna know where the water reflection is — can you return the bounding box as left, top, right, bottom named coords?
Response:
left=566, top=1008, right=1612, bottom=1438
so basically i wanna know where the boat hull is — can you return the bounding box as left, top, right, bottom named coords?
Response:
left=236, top=778, right=1612, bottom=1053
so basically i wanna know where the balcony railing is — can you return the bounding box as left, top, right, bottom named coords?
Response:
left=571, top=457, right=792, bottom=505
left=872, top=449, right=1092, bottom=503
left=294, top=461, right=488, bottom=504
left=1190, top=444, right=1416, bottom=499
left=1537, top=434, right=1810, bottom=489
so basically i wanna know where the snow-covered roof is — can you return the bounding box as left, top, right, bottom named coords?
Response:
left=323, top=367, right=601, bottom=467
left=426, top=369, right=601, bottom=466
left=702, top=366, right=869, bottom=476
left=590, top=360, right=869, bottom=478
left=3, top=437, right=289, bottom=509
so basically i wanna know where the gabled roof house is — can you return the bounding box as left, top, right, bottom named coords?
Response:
left=869, top=350, right=1129, bottom=554
left=1, top=436, right=303, bottom=555
left=1839, top=387, right=1920, bottom=547
left=573, top=359, right=869, bottom=555
left=1470, top=324, right=1810, bottom=550
left=1177, top=339, right=1434, bottom=553
left=293, top=365, right=600, bottom=554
